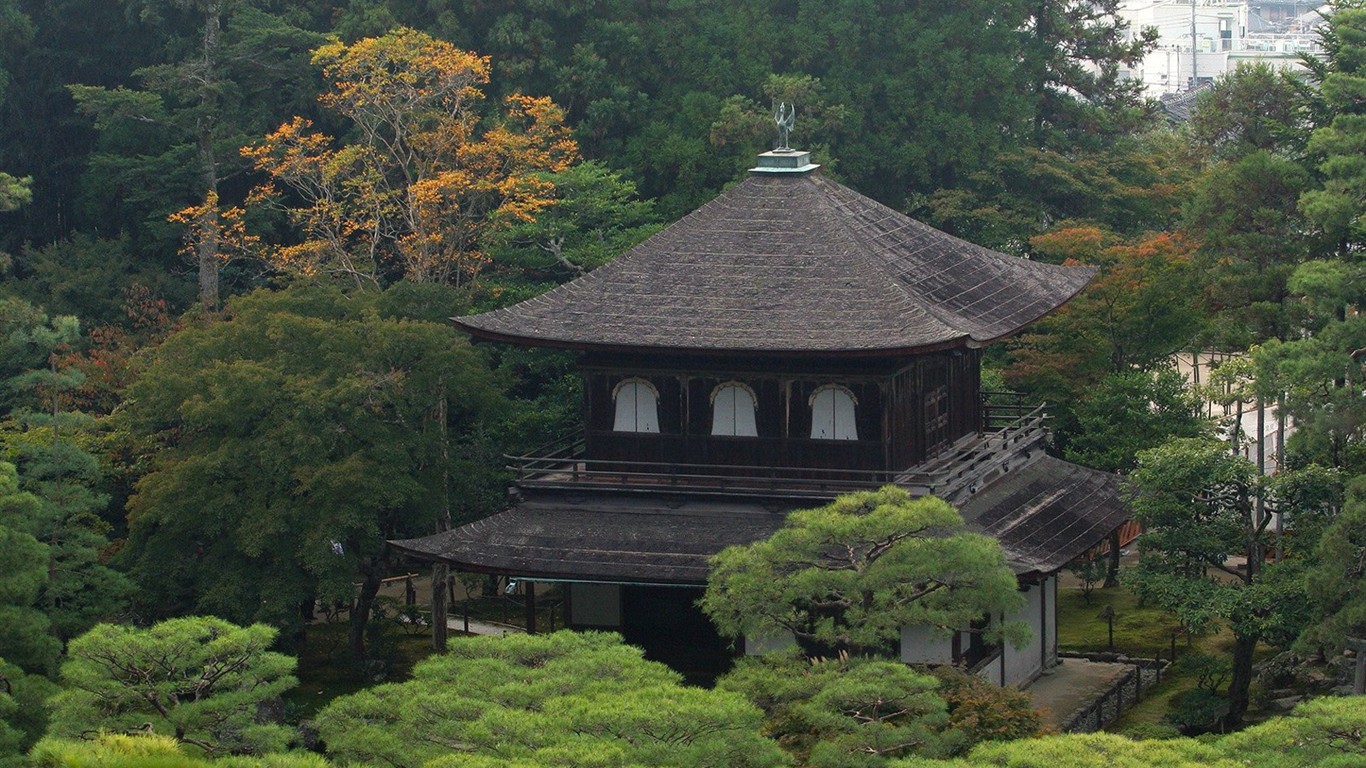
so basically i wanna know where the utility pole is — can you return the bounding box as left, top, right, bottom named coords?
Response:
left=1191, top=0, right=1199, bottom=88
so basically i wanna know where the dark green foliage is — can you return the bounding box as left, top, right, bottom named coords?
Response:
left=718, top=654, right=960, bottom=766
left=6, top=234, right=193, bottom=328
left=0, top=656, right=57, bottom=768
left=1165, top=687, right=1231, bottom=736
left=1065, top=369, right=1206, bottom=474
left=0, top=463, right=61, bottom=676
left=66, top=1, right=325, bottom=308
left=1253, top=259, right=1366, bottom=471
left=0, top=299, right=132, bottom=659
left=48, top=617, right=297, bottom=756
left=119, top=284, right=507, bottom=655
left=701, top=487, right=1026, bottom=659
left=1024, top=0, right=1157, bottom=151
left=481, top=161, right=662, bottom=307
left=1191, top=63, right=1307, bottom=160
left=1167, top=692, right=1239, bottom=745
left=1298, top=478, right=1366, bottom=654
left=314, top=631, right=789, bottom=768
left=891, top=698, right=1366, bottom=767
left=1186, top=151, right=1315, bottom=346
left=1301, top=5, right=1366, bottom=252
left=1126, top=438, right=1298, bottom=727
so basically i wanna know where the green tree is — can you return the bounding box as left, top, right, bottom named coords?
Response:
left=1300, top=4, right=1366, bottom=253
left=1252, top=259, right=1366, bottom=471
left=886, top=697, right=1366, bottom=768
left=0, top=173, right=29, bottom=213
left=1065, top=369, right=1206, bottom=474
left=1191, top=63, right=1307, bottom=160
left=1025, top=0, right=1157, bottom=150
left=67, top=0, right=323, bottom=309
left=890, top=730, right=1233, bottom=767
left=0, top=462, right=61, bottom=676
left=700, top=486, right=1025, bottom=659
left=1297, top=477, right=1366, bottom=654
left=314, top=631, right=789, bottom=768
left=0, top=300, right=132, bottom=653
left=1004, top=228, right=1203, bottom=450
left=718, top=654, right=960, bottom=767
left=1126, top=438, right=1291, bottom=728
left=120, top=284, right=506, bottom=657
left=0, top=656, right=57, bottom=768
left=31, top=733, right=332, bottom=768
left=480, top=160, right=661, bottom=306
left=0, top=0, right=33, bottom=277
left=1185, top=150, right=1315, bottom=346
left=922, top=129, right=1195, bottom=253
left=47, top=617, right=297, bottom=756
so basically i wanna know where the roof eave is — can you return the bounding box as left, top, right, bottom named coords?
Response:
left=453, top=320, right=993, bottom=359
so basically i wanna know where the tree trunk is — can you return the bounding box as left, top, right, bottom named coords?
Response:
left=350, top=565, right=382, bottom=660
left=1103, top=528, right=1121, bottom=588
left=1225, top=632, right=1258, bottom=728
left=195, top=1, right=222, bottom=311
left=431, top=386, right=451, bottom=651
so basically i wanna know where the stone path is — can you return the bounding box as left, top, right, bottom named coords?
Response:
left=1025, top=659, right=1132, bottom=728
left=447, top=617, right=525, bottom=636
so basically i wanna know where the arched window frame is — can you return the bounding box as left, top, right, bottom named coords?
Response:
left=808, top=384, right=859, bottom=441
left=709, top=381, right=759, bottom=437
left=612, top=377, right=660, bottom=433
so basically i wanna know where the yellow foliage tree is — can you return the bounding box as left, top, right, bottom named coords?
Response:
left=243, top=28, right=579, bottom=288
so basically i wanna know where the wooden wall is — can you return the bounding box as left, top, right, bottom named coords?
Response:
left=580, top=348, right=983, bottom=475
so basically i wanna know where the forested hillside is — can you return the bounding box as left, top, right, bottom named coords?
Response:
left=4, top=0, right=1366, bottom=766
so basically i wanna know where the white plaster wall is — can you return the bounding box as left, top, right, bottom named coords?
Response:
left=977, top=654, right=1002, bottom=683
left=1002, top=583, right=1046, bottom=687
left=567, top=583, right=621, bottom=627
left=900, top=625, right=955, bottom=665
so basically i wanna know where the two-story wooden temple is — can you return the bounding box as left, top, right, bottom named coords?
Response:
left=393, top=148, right=1129, bottom=686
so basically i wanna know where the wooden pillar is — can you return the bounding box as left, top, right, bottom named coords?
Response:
left=431, top=564, right=449, bottom=651
left=999, top=612, right=1006, bottom=687
left=1039, top=578, right=1048, bottom=671
left=524, top=581, right=537, bottom=635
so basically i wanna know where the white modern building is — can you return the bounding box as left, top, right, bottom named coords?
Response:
left=1117, top=1, right=1327, bottom=95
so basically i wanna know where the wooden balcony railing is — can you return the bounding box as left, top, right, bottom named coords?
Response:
left=506, top=399, right=1050, bottom=502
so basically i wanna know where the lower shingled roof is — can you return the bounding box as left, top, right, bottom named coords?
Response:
left=390, top=456, right=1128, bottom=582
left=958, top=455, right=1129, bottom=575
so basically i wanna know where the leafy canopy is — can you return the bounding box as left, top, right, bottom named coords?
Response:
left=48, top=617, right=297, bottom=756
left=718, top=653, right=963, bottom=768
left=315, top=631, right=788, bottom=768
left=244, top=27, right=579, bottom=288
left=119, top=284, right=506, bottom=653
left=700, top=486, right=1025, bottom=658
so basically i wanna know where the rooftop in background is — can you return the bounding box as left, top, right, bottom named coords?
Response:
left=455, top=165, right=1093, bottom=357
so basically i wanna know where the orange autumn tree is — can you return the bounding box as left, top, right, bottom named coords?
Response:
left=1005, top=225, right=1204, bottom=400
left=242, top=28, right=579, bottom=288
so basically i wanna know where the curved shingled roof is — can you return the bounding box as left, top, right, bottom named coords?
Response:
left=458, top=169, right=1094, bottom=355
left=389, top=456, right=1128, bottom=581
